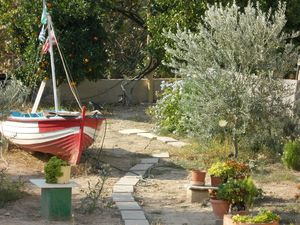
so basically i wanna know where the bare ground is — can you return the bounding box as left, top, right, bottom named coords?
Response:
left=0, top=106, right=299, bottom=225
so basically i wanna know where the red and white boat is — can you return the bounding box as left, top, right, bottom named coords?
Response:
left=0, top=2, right=105, bottom=165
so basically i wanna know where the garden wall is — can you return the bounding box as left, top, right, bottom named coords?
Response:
left=43, top=79, right=300, bottom=107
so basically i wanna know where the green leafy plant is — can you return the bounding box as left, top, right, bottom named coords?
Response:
left=232, top=210, right=280, bottom=223
left=282, top=140, right=300, bottom=170
left=0, top=169, right=25, bottom=207
left=44, top=156, right=68, bottom=183
left=208, top=162, right=234, bottom=180
left=217, top=177, right=259, bottom=211
left=226, top=160, right=251, bottom=179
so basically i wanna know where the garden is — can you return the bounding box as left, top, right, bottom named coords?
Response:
left=0, top=0, right=300, bottom=225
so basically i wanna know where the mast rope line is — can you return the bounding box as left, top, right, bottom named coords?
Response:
left=49, top=21, right=82, bottom=110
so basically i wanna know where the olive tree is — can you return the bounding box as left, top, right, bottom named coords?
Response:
left=164, top=2, right=299, bottom=156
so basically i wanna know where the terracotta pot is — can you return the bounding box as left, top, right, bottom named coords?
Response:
left=211, top=175, right=223, bottom=186
left=57, top=166, right=71, bottom=184
left=223, top=214, right=279, bottom=225
left=191, top=169, right=206, bottom=186
left=210, top=199, right=230, bottom=219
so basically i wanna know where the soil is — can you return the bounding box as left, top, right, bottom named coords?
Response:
left=0, top=106, right=299, bottom=225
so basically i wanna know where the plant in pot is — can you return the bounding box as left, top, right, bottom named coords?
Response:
left=226, top=160, right=251, bottom=179
left=218, top=177, right=259, bottom=214
left=44, top=156, right=70, bottom=184
left=208, top=161, right=234, bottom=186
left=228, top=210, right=280, bottom=225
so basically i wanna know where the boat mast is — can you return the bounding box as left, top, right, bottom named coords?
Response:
left=47, top=15, right=59, bottom=112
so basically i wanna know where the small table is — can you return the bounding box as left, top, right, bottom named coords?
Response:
left=30, top=179, right=78, bottom=220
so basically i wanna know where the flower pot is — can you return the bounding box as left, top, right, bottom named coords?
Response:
left=191, top=169, right=206, bottom=186
left=210, top=199, right=230, bottom=219
left=211, top=175, right=223, bottom=186
left=223, top=214, right=279, bottom=225
left=57, top=166, right=71, bottom=184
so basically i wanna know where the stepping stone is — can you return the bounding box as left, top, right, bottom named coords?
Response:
left=130, top=164, right=153, bottom=171
left=113, top=185, right=134, bottom=193
left=121, top=210, right=146, bottom=220
left=137, top=132, right=158, bottom=139
left=119, top=129, right=147, bottom=135
left=116, top=201, right=141, bottom=210
left=152, top=152, right=170, bottom=158
left=125, top=220, right=149, bottom=225
left=157, top=136, right=178, bottom=143
left=167, top=141, right=188, bottom=148
left=112, top=193, right=135, bottom=202
left=116, top=177, right=140, bottom=186
left=124, top=172, right=143, bottom=179
left=128, top=170, right=147, bottom=176
left=140, top=158, right=159, bottom=164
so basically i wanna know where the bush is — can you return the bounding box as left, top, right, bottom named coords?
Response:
left=282, top=140, right=300, bottom=170
left=0, top=169, right=25, bottom=207
left=232, top=210, right=280, bottom=223
left=162, top=1, right=299, bottom=157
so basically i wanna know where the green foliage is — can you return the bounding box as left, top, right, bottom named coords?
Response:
left=0, top=77, right=29, bottom=116
left=44, top=156, right=68, bottom=183
left=0, top=169, right=25, bottom=208
left=282, top=140, right=300, bottom=170
left=208, top=162, right=234, bottom=179
left=163, top=1, right=299, bottom=156
left=80, top=164, right=110, bottom=214
left=148, top=80, right=185, bottom=134
left=217, top=178, right=258, bottom=207
left=232, top=210, right=280, bottom=223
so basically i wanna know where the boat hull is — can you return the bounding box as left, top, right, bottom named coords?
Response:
left=0, top=115, right=104, bottom=165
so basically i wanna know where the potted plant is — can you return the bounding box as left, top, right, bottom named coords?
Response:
left=210, top=191, right=230, bottom=219
left=44, top=156, right=71, bottom=184
left=208, top=162, right=234, bottom=186
left=226, top=160, right=251, bottom=179
left=190, top=169, right=206, bottom=186
left=223, top=210, right=280, bottom=225
left=217, top=177, right=259, bottom=214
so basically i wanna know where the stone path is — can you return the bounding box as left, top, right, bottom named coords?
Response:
left=118, top=129, right=188, bottom=148
left=112, top=155, right=164, bottom=225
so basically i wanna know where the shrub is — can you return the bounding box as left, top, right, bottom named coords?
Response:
left=282, top=140, right=300, bottom=170
left=44, top=156, right=68, bottom=183
left=149, top=80, right=185, bottom=134
left=208, top=162, right=234, bottom=180
left=0, top=169, right=25, bottom=207
left=163, top=1, right=299, bottom=157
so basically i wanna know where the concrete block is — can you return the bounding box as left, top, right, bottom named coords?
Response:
left=116, top=201, right=141, bottom=210
left=124, top=172, right=143, bottom=179
left=186, top=188, right=209, bottom=203
left=113, top=185, right=134, bottom=193
left=157, top=136, right=178, bottom=143
left=130, top=164, right=153, bottom=171
left=112, top=193, right=135, bottom=202
left=140, top=158, right=159, bottom=164
left=137, top=132, right=158, bottom=139
left=125, top=220, right=149, bottom=225
left=119, top=129, right=147, bottom=135
left=116, top=177, right=140, bottom=186
left=167, top=141, right=188, bottom=148
left=152, top=152, right=170, bottom=158
left=121, top=210, right=146, bottom=220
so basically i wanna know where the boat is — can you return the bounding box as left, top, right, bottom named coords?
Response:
left=0, top=1, right=105, bottom=165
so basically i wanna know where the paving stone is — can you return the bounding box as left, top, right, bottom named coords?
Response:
left=113, top=185, right=134, bottom=193
left=140, top=158, right=159, bottom=164
left=116, top=177, right=140, bottom=186
left=167, top=141, right=188, bottom=148
left=119, top=129, right=147, bottom=135
left=156, top=136, right=178, bottom=143
left=152, top=152, right=170, bottom=158
left=121, top=210, right=146, bottom=220
left=112, top=193, right=135, bottom=202
left=130, top=164, right=153, bottom=171
left=127, top=170, right=147, bottom=176
left=124, top=220, right=150, bottom=225
left=137, top=132, right=158, bottom=139
left=124, top=172, right=143, bottom=179
left=116, top=201, right=141, bottom=210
